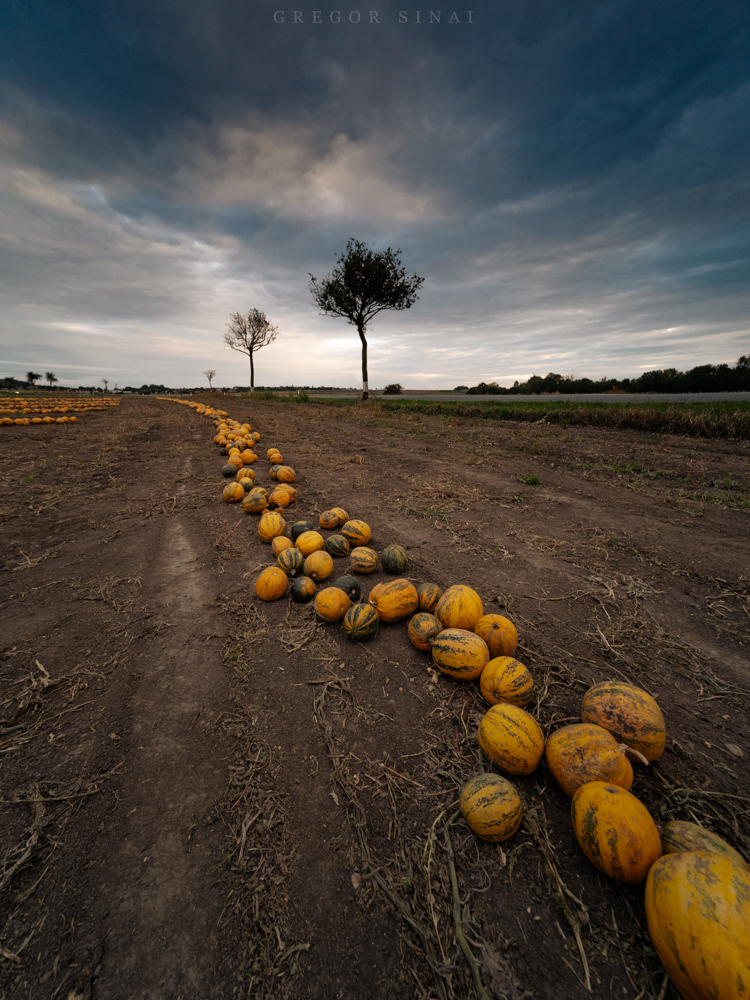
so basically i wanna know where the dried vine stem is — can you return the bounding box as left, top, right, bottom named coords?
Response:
left=443, top=810, right=491, bottom=1000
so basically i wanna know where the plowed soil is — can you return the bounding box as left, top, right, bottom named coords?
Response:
left=1, top=395, right=749, bottom=1000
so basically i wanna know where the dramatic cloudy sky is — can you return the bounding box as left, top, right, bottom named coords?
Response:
left=1, top=0, right=749, bottom=388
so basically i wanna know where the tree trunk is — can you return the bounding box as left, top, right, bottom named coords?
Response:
left=358, top=322, right=368, bottom=400
left=250, top=350, right=255, bottom=392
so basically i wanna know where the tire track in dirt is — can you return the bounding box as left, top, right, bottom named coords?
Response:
left=89, top=515, right=231, bottom=999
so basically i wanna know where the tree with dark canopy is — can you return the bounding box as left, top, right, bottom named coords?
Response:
left=225, top=310, right=279, bottom=392
left=309, top=239, right=424, bottom=399
left=46, top=371, right=58, bottom=388
left=26, top=371, right=41, bottom=386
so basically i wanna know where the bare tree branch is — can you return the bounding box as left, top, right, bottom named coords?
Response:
left=224, top=309, right=279, bottom=391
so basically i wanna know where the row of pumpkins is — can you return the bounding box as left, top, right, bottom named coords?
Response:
left=161, top=395, right=749, bottom=1000
left=0, top=395, right=119, bottom=425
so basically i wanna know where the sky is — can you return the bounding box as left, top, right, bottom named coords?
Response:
left=1, top=0, right=749, bottom=389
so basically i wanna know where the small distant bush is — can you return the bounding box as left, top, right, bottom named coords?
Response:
left=523, top=474, right=541, bottom=485
left=383, top=383, right=403, bottom=395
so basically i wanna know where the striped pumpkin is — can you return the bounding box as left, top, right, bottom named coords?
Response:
left=341, top=519, right=371, bottom=547
left=235, top=466, right=255, bottom=482
left=258, top=512, right=285, bottom=541
left=417, top=582, right=443, bottom=613
left=350, top=547, right=378, bottom=574
left=474, top=614, right=518, bottom=658
left=660, top=821, right=748, bottom=869
left=407, top=613, right=443, bottom=651
left=243, top=491, right=268, bottom=515
left=330, top=506, right=349, bottom=525
left=278, top=547, right=305, bottom=576
left=324, top=534, right=350, bottom=558
left=304, top=550, right=334, bottom=582
left=545, top=723, right=633, bottom=797
left=431, top=628, right=489, bottom=680
left=581, top=682, right=665, bottom=762
left=343, top=603, right=380, bottom=641
left=368, top=578, right=418, bottom=623
left=478, top=704, right=544, bottom=775
left=645, top=852, right=750, bottom=1000
left=479, top=656, right=533, bottom=707
left=435, top=584, right=484, bottom=631
left=460, top=774, right=523, bottom=843
left=381, top=544, right=409, bottom=574
left=276, top=465, right=296, bottom=483
left=571, top=782, right=661, bottom=884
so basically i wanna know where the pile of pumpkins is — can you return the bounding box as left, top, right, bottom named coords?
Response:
left=160, top=396, right=749, bottom=1000
left=0, top=395, right=119, bottom=425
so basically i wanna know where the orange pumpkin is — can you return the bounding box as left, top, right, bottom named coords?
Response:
left=319, top=510, right=340, bottom=530
left=304, top=550, right=334, bottom=582
left=479, top=656, right=533, bottom=707
left=460, top=774, right=522, bottom=843
left=314, top=587, right=352, bottom=622
left=236, top=466, right=255, bottom=482
left=570, top=782, right=661, bottom=884
left=435, top=584, right=484, bottom=631
left=268, top=487, right=292, bottom=508
left=341, top=519, right=371, bottom=547
left=276, top=466, right=296, bottom=483
left=478, top=704, right=544, bottom=775
left=581, top=682, right=665, bottom=762
left=223, top=482, right=245, bottom=503
left=431, top=629, right=489, bottom=680
left=660, top=821, right=748, bottom=869
left=296, top=530, right=325, bottom=556
left=330, top=506, right=349, bottom=524
left=368, top=578, right=418, bottom=623
left=473, top=614, right=518, bottom=658
left=407, top=613, right=443, bottom=651
left=271, top=535, right=294, bottom=557
left=258, top=511, right=286, bottom=542
left=544, top=723, right=633, bottom=797
left=417, top=582, right=443, bottom=613
left=350, top=547, right=377, bottom=574
left=645, top=852, right=750, bottom=1000
left=255, top=566, right=289, bottom=601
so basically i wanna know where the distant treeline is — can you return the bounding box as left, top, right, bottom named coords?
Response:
left=459, top=356, right=750, bottom=395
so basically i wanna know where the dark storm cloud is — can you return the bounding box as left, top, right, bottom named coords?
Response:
left=0, top=0, right=748, bottom=385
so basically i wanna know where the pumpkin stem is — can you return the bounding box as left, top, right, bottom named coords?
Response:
left=618, top=743, right=649, bottom=766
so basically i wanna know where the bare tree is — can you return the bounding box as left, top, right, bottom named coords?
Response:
left=203, top=369, right=217, bottom=390
left=26, top=371, right=41, bottom=387
left=310, top=239, right=424, bottom=399
left=45, top=371, right=58, bottom=389
left=101, top=377, right=109, bottom=392
left=224, top=310, right=279, bottom=391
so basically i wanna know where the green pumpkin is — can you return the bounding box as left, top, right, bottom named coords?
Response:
left=291, top=520, right=316, bottom=542
left=222, top=463, right=238, bottom=477
left=219, top=446, right=229, bottom=455
left=278, top=547, right=305, bottom=576
left=333, top=575, right=361, bottom=602
left=325, top=534, right=350, bottom=558
left=381, top=543, right=409, bottom=574
left=343, top=603, right=380, bottom=641
left=291, top=576, right=316, bottom=603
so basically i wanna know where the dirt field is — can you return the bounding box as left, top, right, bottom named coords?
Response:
left=1, top=395, right=748, bottom=1000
